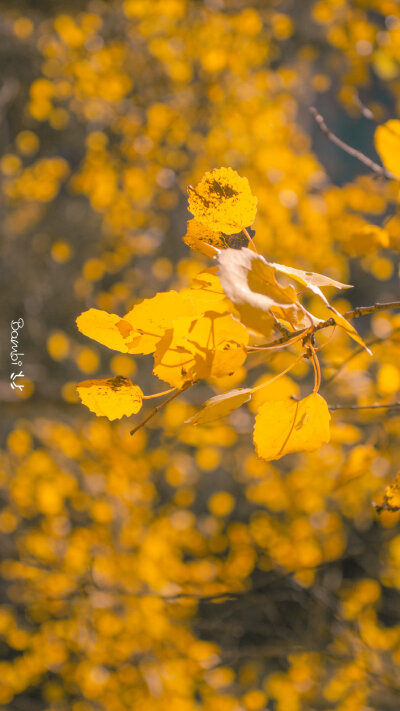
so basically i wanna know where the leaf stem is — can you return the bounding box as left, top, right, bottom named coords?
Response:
left=242, top=227, right=258, bottom=253
left=130, top=382, right=194, bottom=435
left=142, top=387, right=176, bottom=400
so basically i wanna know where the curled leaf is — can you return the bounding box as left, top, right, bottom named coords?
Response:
left=188, top=167, right=257, bottom=235
left=217, top=247, right=307, bottom=337
left=270, top=262, right=352, bottom=306
left=77, top=376, right=143, bottom=421
left=254, top=393, right=331, bottom=461
left=186, top=388, right=252, bottom=426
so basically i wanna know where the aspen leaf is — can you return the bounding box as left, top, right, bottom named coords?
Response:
left=270, top=262, right=352, bottom=306
left=374, top=120, right=400, bottom=179
left=183, top=219, right=229, bottom=257
left=254, top=393, right=331, bottom=461
left=188, top=167, right=257, bottom=234
left=76, top=376, right=143, bottom=421
left=217, top=248, right=309, bottom=337
left=122, top=291, right=196, bottom=354
left=328, top=308, right=372, bottom=354
left=153, top=311, right=249, bottom=388
left=76, top=308, right=133, bottom=353
left=186, top=388, right=252, bottom=426
left=374, top=473, right=400, bottom=513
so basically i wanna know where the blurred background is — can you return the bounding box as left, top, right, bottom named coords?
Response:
left=2, top=1, right=400, bottom=709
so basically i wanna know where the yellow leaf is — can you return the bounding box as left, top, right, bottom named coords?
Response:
left=186, top=388, right=252, bottom=425
left=270, top=262, right=352, bottom=306
left=183, top=219, right=229, bottom=257
left=217, top=247, right=308, bottom=337
left=249, top=374, right=300, bottom=413
left=153, top=311, right=249, bottom=387
left=188, top=167, right=257, bottom=234
left=374, top=120, right=400, bottom=179
left=254, top=393, right=331, bottom=461
left=328, top=307, right=372, bottom=354
left=180, top=270, right=231, bottom=315
left=76, top=308, right=133, bottom=353
left=374, top=473, right=400, bottom=514
left=76, top=376, right=143, bottom=421
left=122, top=291, right=195, bottom=354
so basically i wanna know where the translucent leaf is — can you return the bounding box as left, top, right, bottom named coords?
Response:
left=328, top=308, right=372, bottom=354
left=76, top=308, right=133, bottom=353
left=122, top=291, right=196, bottom=354
left=270, top=262, right=352, bottom=306
left=254, top=393, right=331, bottom=461
left=183, top=219, right=229, bottom=257
left=153, top=311, right=249, bottom=387
left=374, top=120, right=400, bottom=179
left=374, top=473, right=400, bottom=514
left=188, top=167, right=257, bottom=235
left=77, top=376, right=143, bottom=421
left=186, top=388, right=252, bottom=425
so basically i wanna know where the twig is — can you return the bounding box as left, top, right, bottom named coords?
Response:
left=309, top=106, right=397, bottom=180
left=260, top=300, right=400, bottom=350
left=328, top=402, right=400, bottom=411
left=130, top=382, right=194, bottom=435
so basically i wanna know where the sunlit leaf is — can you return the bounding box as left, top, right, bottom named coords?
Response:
left=254, top=393, right=331, bottom=461
left=270, top=262, right=352, bottom=306
left=76, top=376, right=143, bottom=420
left=122, top=291, right=196, bottom=354
left=374, top=120, right=400, bottom=179
left=328, top=308, right=372, bottom=354
left=76, top=308, right=133, bottom=353
left=188, top=167, right=257, bottom=235
left=153, top=311, right=249, bottom=387
left=183, top=219, right=229, bottom=256
left=186, top=388, right=252, bottom=425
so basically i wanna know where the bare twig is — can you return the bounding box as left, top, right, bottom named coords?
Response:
left=309, top=106, right=397, bottom=180
left=329, top=402, right=400, bottom=411
left=259, top=300, right=400, bottom=351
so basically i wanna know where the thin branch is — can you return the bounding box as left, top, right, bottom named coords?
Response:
left=130, top=382, right=194, bottom=435
left=309, top=106, right=397, bottom=180
left=346, top=301, right=400, bottom=319
left=329, top=402, right=400, bottom=411
left=260, top=300, right=400, bottom=350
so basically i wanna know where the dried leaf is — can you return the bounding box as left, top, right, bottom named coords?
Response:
left=374, top=120, right=400, bottom=179
left=254, top=393, right=331, bottom=461
left=77, top=376, right=143, bottom=421
left=217, top=247, right=306, bottom=337
left=270, top=262, right=352, bottom=306
left=186, top=388, right=252, bottom=425
left=188, top=167, right=257, bottom=234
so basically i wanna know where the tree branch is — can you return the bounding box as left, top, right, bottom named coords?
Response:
left=328, top=402, right=400, bottom=411
left=257, top=300, right=400, bottom=351
left=309, top=106, right=397, bottom=180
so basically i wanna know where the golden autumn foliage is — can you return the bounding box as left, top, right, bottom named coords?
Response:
left=4, top=2, right=400, bottom=711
